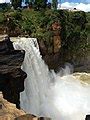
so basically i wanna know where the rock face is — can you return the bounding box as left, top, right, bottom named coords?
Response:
left=39, top=21, right=62, bottom=70
left=0, top=36, right=27, bottom=108
left=52, top=22, right=61, bottom=53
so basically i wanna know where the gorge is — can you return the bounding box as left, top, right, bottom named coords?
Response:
left=13, top=37, right=90, bottom=120
left=0, top=8, right=89, bottom=120
left=0, top=36, right=90, bottom=120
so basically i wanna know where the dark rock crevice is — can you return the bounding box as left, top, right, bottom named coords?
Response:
left=0, top=36, right=27, bottom=108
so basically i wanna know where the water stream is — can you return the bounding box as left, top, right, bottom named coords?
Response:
left=13, top=37, right=90, bottom=120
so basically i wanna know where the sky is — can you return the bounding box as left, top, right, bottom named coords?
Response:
left=59, top=2, right=90, bottom=12
left=0, top=0, right=10, bottom=3
left=0, top=0, right=90, bottom=12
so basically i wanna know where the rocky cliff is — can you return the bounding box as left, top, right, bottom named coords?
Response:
left=39, top=21, right=62, bottom=71
left=0, top=36, right=27, bottom=108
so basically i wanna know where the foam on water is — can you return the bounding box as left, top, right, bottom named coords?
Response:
left=13, top=37, right=90, bottom=120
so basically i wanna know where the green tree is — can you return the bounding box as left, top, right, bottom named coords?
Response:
left=34, top=0, right=47, bottom=9
left=52, top=0, right=57, bottom=9
left=11, top=0, right=22, bottom=9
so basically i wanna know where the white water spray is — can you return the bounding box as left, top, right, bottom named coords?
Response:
left=13, top=38, right=90, bottom=120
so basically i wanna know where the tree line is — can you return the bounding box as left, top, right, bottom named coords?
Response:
left=11, top=0, right=58, bottom=10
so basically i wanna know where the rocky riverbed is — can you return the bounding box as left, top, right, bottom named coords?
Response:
left=73, top=72, right=90, bottom=84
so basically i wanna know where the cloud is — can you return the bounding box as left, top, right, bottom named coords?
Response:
left=0, top=0, right=10, bottom=3
left=58, top=2, right=90, bottom=12
left=0, top=0, right=4, bottom=3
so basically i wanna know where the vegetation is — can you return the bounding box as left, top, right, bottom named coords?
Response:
left=86, top=12, right=90, bottom=59
left=0, top=6, right=88, bottom=65
left=10, top=0, right=48, bottom=9
left=52, top=0, right=57, bottom=10
left=86, top=12, right=90, bottom=40
left=0, top=3, right=11, bottom=12
left=10, top=0, right=58, bottom=10
left=62, top=11, right=88, bottom=63
left=11, top=0, right=22, bottom=9
left=34, top=0, right=47, bottom=9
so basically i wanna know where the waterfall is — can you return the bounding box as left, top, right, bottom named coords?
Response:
left=13, top=37, right=90, bottom=120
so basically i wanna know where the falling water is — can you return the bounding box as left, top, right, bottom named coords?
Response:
left=13, top=37, right=90, bottom=120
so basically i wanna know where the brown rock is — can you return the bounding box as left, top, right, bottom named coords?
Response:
left=0, top=92, right=25, bottom=120
left=52, top=22, right=61, bottom=54
left=53, top=36, right=61, bottom=53
left=0, top=92, right=51, bottom=120
left=52, top=22, right=61, bottom=31
left=15, top=114, right=33, bottom=120
left=38, top=40, right=48, bottom=56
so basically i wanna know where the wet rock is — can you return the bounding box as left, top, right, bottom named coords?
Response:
left=73, top=72, right=90, bottom=84
left=0, top=36, right=27, bottom=108
left=38, top=40, right=48, bottom=56
left=44, top=53, right=61, bottom=70
left=85, top=115, right=90, bottom=120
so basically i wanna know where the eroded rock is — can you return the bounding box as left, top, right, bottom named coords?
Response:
left=0, top=36, right=27, bottom=108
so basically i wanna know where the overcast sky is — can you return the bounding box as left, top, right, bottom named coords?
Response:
left=0, top=0, right=90, bottom=12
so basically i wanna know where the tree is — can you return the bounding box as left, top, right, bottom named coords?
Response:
left=34, top=0, right=47, bottom=10
left=11, top=0, right=22, bottom=9
left=52, top=0, right=57, bottom=10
